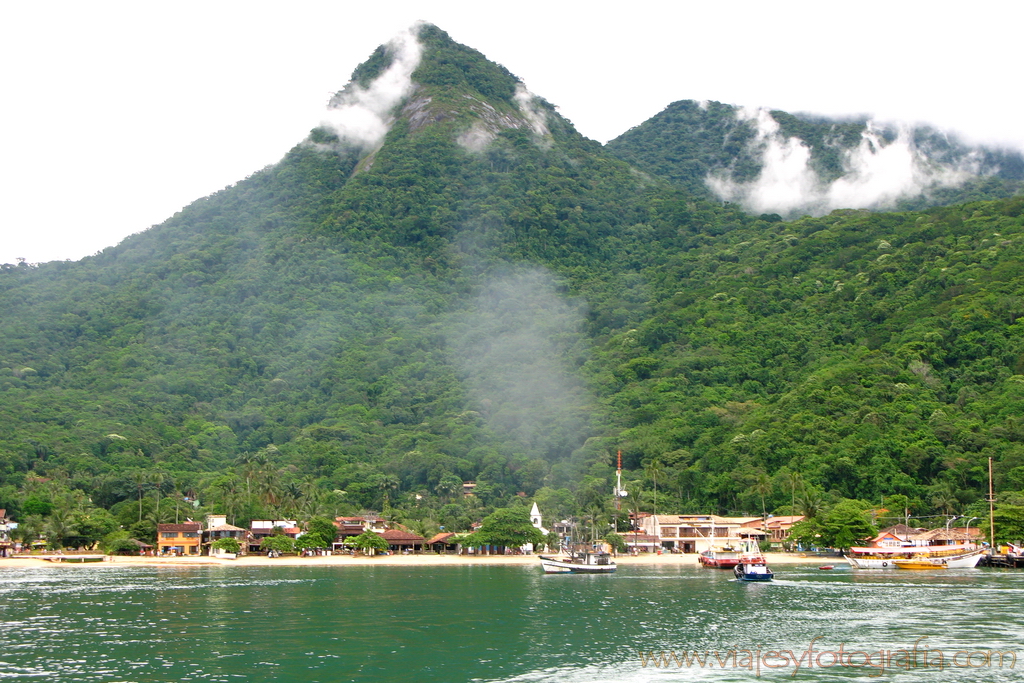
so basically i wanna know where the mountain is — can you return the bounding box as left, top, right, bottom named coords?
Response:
left=605, top=99, right=1024, bottom=217
left=3, top=24, right=1024, bottom=542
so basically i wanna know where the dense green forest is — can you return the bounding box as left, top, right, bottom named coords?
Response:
left=605, top=99, right=1024, bottom=211
left=3, top=24, right=1024, bottom=548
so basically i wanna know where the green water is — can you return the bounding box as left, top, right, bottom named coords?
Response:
left=1, top=563, right=1023, bottom=682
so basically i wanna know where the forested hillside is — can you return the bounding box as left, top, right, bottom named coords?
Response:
left=605, top=99, right=1024, bottom=215
left=3, top=24, right=1024, bottom=547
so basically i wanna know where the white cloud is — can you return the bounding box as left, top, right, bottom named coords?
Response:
left=708, top=109, right=973, bottom=216
left=318, top=25, right=423, bottom=149
left=513, top=84, right=550, bottom=137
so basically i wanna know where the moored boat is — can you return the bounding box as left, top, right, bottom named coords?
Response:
left=893, top=558, right=949, bottom=570
left=699, top=547, right=741, bottom=568
left=539, top=550, right=616, bottom=574
left=844, top=545, right=984, bottom=569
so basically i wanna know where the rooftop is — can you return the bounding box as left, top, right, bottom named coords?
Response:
left=380, top=529, right=426, bottom=543
left=157, top=523, right=202, bottom=532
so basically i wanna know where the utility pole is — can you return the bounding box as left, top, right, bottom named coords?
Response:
left=613, top=450, right=624, bottom=532
left=988, top=457, right=996, bottom=551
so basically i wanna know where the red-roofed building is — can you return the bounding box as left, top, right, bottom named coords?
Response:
left=742, top=515, right=805, bottom=545
left=426, top=532, right=458, bottom=553
left=379, top=529, right=426, bottom=553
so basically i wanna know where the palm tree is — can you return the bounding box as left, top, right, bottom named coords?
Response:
left=626, top=484, right=645, bottom=552
left=752, top=472, right=772, bottom=523
left=780, top=470, right=803, bottom=516
left=378, top=474, right=400, bottom=517
left=168, top=477, right=183, bottom=524
left=132, top=470, right=148, bottom=523
left=257, top=472, right=283, bottom=511
left=798, top=486, right=824, bottom=520
left=435, top=474, right=462, bottom=502
left=149, top=471, right=165, bottom=523
left=44, top=506, right=74, bottom=549
left=929, top=480, right=959, bottom=515
left=644, top=459, right=665, bottom=517
left=235, top=452, right=262, bottom=501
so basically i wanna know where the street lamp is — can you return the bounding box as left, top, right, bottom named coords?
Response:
left=964, top=516, right=979, bottom=547
left=945, top=515, right=960, bottom=533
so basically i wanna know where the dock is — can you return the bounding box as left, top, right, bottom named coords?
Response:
left=978, top=553, right=1024, bottom=568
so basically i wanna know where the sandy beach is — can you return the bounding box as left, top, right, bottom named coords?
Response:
left=0, top=551, right=826, bottom=569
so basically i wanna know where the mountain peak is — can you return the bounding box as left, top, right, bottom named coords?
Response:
left=313, top=24, right=552, bottom=156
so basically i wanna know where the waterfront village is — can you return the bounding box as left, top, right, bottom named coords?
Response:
left=0, top=502, right=987, bottom=561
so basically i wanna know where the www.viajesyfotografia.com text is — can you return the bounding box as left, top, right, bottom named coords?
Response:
left=638, top=637, right=1016, bottom=677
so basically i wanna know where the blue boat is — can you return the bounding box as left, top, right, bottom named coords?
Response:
left=733, top=553, right=774, bottom=581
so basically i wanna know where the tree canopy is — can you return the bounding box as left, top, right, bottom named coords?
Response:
left=1, top=25, right=1024, bottom=549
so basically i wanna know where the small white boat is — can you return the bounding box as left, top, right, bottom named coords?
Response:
left=539, top=550, right=616, bottom=574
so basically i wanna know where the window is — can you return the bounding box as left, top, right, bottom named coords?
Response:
left=183, top=532, right=198, bottom=538
left=161, top=532, right=177, bottom=539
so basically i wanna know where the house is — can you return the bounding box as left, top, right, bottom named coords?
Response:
left=909, top=528, right=980, bottom=547
left=332, top=514, right=390, bottom=551
left=203, top=514, right=246, bottom=554
left=742, top=515, right=805, bottom=545
left=157, top=522, right=203, bottom=556
left=869, top=524, right=923, bottom=548
left=551, top=520, right=574, bottom=544
left=623, top=532, right=660, bottom=553
left=335, top=516, right=370, bottom=540
left=0, top=509, right=13, bottom=557
left=641, top=515, right=767, bottom=553
left=426, top=532, right=459, bottom=553
left=379, top=529, right=426, bottom=553
left=248, top=520, right=301, bottom=553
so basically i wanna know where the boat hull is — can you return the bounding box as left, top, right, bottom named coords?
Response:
left=894, top=560, right=948, bottom=570
left=845, top=548, right=984, bottom=569
left=539, top=556, right=616, bottom=574
left=733, top=563, right=773, bottom=581
left=699, top=552, right=740, bottom=568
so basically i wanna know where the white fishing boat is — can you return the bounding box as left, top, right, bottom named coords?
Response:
left=539, top=549, right=616, bottom=574
left=844, top=544, right=984, bottom=569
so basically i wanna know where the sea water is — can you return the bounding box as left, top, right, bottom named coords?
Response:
left=1, top=562, right=1022, bottom=682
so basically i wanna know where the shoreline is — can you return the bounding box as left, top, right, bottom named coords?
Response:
left=0, top=552, right=831, bottom=569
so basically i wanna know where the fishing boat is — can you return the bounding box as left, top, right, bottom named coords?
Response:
left=733, top=552, right=773, bottom=581
left=539, top=548, right=616, bottom=574
left=698, top=546, right=741, bottom=568
left=844, top=544, right=984, bottom=569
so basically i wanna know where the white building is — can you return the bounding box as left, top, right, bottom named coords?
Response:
left=641, top=514, right=766, bottom=553
left=523, top=503, right=549, bottom=553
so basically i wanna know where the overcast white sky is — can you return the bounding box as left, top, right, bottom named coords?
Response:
left=2, top=1, right=1022, bottom=264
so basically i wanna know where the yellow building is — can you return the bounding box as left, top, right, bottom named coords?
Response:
left=157, top=522, right=202, bottom=555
